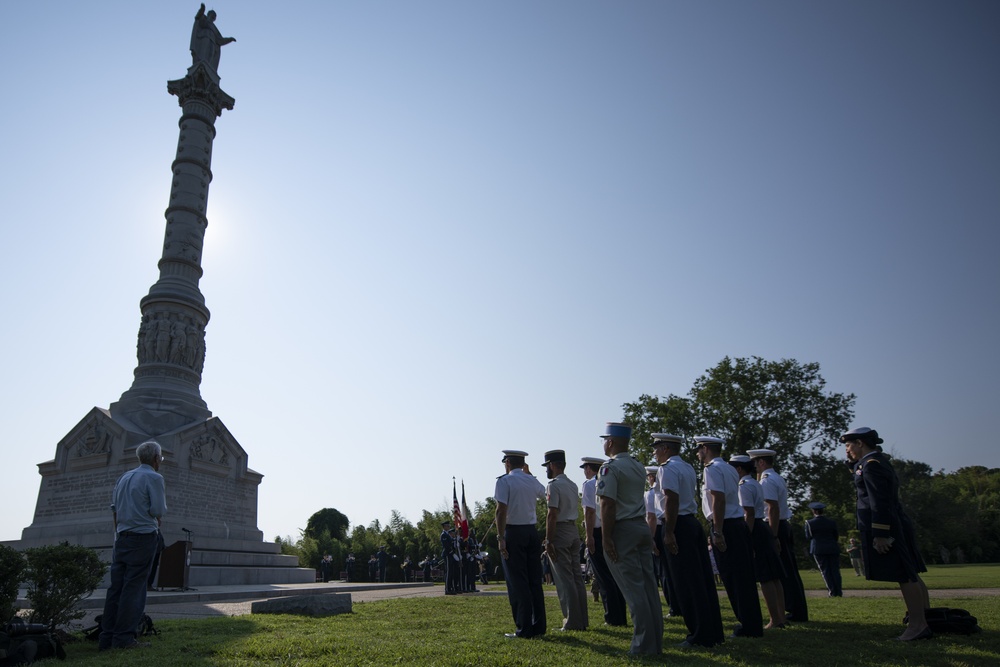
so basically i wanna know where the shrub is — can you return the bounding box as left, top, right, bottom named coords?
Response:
left=23, top=542, right=107, bottom=630
left=0, top=544, right=27, bottom=624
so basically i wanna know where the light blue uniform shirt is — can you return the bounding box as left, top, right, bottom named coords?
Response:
left=111, top=463, right=167, bottom=534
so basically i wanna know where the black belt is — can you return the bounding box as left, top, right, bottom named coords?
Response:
left=117, top=530, right=156, bottom=538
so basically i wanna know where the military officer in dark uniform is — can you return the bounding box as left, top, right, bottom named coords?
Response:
left=805, top=502, right=843, bottom=597
left=440, top=521, right=458, bottom=594
left=842, top=427, right=930, bottom=640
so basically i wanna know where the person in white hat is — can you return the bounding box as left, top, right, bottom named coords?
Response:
left=696, top=437, right=763, bottom=638
left=652, top=434, right=724, bottom=648
left=494, top=450, right=547, bottom=639
left=729, top=454, right=787, bottom=629
left=841, top=427, right=931, bottom=640
left=644, top=464, right=677, bottom=618
left=596, top=423, right=663, bottom=656
left=748, top=448, right=809, bottom=623
left=580, top=456, right=627, bottom=626
left=542, top=449, right=589, bottom=632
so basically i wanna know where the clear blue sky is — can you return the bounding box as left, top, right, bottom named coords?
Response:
left=1, top=1, right=997, bottom=543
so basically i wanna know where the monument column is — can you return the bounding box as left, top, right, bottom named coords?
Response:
left=11, top=7, right=313, bottom=585
left=111, top=48, right=235, bottom=436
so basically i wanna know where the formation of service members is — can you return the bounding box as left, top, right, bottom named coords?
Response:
left=440, top=520, right=486, bottom=593
left=489, top=424, right=829, bottom=656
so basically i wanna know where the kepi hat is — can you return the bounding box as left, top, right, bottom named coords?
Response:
left=543, top=450, right=566, bottom=466
left=601, top=422, right=632, bottom=439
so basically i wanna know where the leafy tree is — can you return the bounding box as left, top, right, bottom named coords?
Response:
left=945, top=466, right=1000, bottom=561
left=304, top=508, right=350, bottom=541
left=623, top=356, right=855, bottom=508
left=621, top=393, right=696, bottom=465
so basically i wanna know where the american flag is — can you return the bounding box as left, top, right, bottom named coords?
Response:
left=452, top=478, right=463, bottom=535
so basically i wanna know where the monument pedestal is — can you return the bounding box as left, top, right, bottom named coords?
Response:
left=7, top=407, right=314, bottom=586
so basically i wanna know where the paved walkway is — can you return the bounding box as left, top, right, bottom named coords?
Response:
left=23, top=582, right=999, bottom=626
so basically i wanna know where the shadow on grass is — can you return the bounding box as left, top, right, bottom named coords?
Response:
left=63, top=617, right=258, bottom=666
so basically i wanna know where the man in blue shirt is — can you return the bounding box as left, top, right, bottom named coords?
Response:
left=99, top=440, right=167, bottom=650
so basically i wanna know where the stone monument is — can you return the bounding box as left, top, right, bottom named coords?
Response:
left=6, top=6, right=313, bottom=586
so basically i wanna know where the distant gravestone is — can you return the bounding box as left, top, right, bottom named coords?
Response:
left=251, top=594, right=353, bottom=617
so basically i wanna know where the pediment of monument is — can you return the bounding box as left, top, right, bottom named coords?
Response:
left=55, top=408, right=127, bottom=473
left=175, top=417, right=250, bottom=479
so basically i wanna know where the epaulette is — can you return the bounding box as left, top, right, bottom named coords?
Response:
left=738, top=479, right=746, bottom=485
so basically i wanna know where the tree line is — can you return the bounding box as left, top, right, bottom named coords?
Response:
left=277, top=357, right=999, bottom=574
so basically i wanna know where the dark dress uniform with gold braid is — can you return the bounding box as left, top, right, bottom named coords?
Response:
left=853, top=451, right=926, bottom=582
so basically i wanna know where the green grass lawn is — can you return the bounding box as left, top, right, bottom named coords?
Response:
left=59, top=583, right=997, bottom=666
left=798, top=563, right=1000, bottom=592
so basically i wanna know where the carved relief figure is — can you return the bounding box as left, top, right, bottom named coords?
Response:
left=194, top=325, right=206, bottom=373
left=154, top=316, right=172, bottom=362
left=136, top=314, right=150, bottom=363
left=185, top=321, right=201, bottom=368
left=190, top=4, right=236, bottom=72
left=143, top=316, right=157, bottom=362
left=169, top=319, right=187, bottom=364
left=76, top=422, right=110, bottom=457
left=191, top=434, right=229, bottom=466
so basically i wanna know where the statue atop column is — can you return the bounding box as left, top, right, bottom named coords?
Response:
left=190, top=4, right=236, bottom=73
